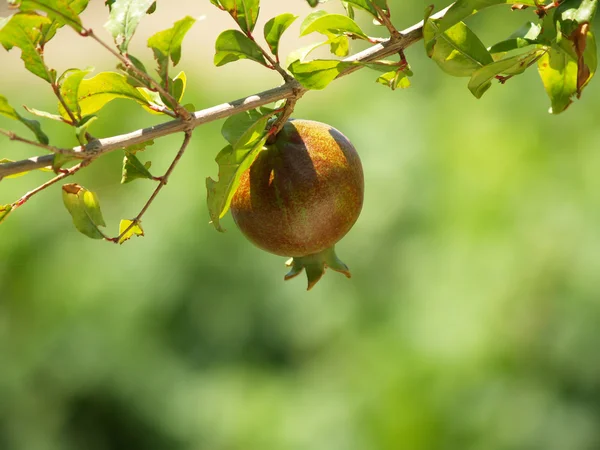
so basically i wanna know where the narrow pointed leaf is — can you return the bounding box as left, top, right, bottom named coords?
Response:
left=0, top=94, right=49, bottom=144
left=147, top=16, right=195, bottom=83
left=104, top=0, right=155, bottom=53
left=468, top=48, right=545, bottom=98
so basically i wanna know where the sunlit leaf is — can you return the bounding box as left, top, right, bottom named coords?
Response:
left=118, top=219, right=144, bottom=244
left=147, top=16, right=195, bottom=84
left=0, top=204, right=12, bottom=223
left=264, top=13, right=297, bottom=58
left=375, top=69, right=411, bottom=90
left=288, top=59, right=356, bottom=89
left=58, top=67, right=93, bottom=119
left=468, top=48, right=545, bottom=98
left=0, top=12, right=56, bottom=83
left=37, top=0, right=90, bottom=45
left=11, top=0, right=87, bottom=33
left=538, top=46, right=578, bottom=114
left=344, top=0, right=389, bottom=17
left=211, top=0, right=260, bottom=34
left=221, top=109, right=268, bottom=145
left=300, top=11, right=369, bottom=41
left=104, top=0, right=155, bottom=53
left=62, top=183, right=106, bottom=239
left=0, top=94, right=49, bottom=144
left=214, top=29, right=267, bottom=67
left=424, top=18, right=493, bottom=77
left=68, top=71, right=149, bottom=118
left=121, top=152, right=153, bottom=183
left=488, top=22, right=542, bottom=55
left=206, top=115, right=272, bottom=232
left=439, top=0, right=537, bottom=33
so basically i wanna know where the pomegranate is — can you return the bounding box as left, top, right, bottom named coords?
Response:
left=231, top=119, right=364, bottom=290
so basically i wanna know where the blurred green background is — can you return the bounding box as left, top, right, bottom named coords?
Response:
left=2, top=1, right=600, bottom=449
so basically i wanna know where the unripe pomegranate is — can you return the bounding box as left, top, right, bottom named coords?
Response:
left=231, top=119, right=364, bottom=290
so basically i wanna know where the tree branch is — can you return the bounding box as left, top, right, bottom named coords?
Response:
left=0, top=5, right=451, bottom=180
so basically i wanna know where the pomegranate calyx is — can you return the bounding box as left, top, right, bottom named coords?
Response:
left=284, top=246, right=351, bottom=291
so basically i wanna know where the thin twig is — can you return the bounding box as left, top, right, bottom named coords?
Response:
left=11, top=160, right=88, bottom=208
left=52, top=83, right=80, bottom=126
left=373, top=4, right=402, bottom=40
left=112, top=131, right=193, bottom=242
left=0, top=129, right=82, bottom=156
left=0, top=4, right=453, bottom=180
left=81, top=28, right=192, bottom=121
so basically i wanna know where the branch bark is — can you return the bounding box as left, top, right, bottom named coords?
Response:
left=0, top=5, right=451, bottom=180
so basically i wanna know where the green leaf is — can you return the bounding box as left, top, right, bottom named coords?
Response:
left=58, top=67, right=93, bottom=119
left=375, top=70, right=411, bottom=90
left=104, top=0, right=155, bottom=54
left=147, top=16, right=195, bottom=84
left=424, top=18, right=493, bottom=77
left=288, top=59, right=356, bottom=89
left=329, top=34, right=349, bottom=57
left=118, top=219, right=144, bottom=244
left=62, top=183, right=107, bottom=239
left=221, top=109, right=268, bottom=145
left=121, top=152, right=153, bottom=183
left=65, top=71, right=149, bottom=118
left=538, top=46, right=578, bottom=114
left=344, top=0, right=389, bottom=17
left=285, top=40, right=327, bottom=68
left=0, top=12, right=56, bottom=82
left=75, top=114, right=97, bottom=145
left=468, top=48, right=545, bottom=98
left=211, top=0, right=260, bottom=34
left=555, top=0, right=598, bottom=35
left=206, top=115, right=271, bottom=232
left=300, top=11, right=369, bottom=41
left=488, top=22, right=542, bottom=55
left=342, top=2, right=355, bottom=19
left=264, top=13, right=297, bottom=58
left=52, top=153, right=77, bottom=173
left=439, top=0, right=537, bottom=33
left=170, top=71, right=187, bottom=103
left=11, top=0, right=87, bottom=33
left=37, top=0, right=90, bottom=45
left=0, top=94, right=49, bottom=144
left=214, top=29, right=267, bottom=67
left=23, top=106, right=67, bottom=123
left=0, top=204, right=12, bottom=224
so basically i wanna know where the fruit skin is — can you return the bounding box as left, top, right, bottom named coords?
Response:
left=231, top=119, right=364, bottom=289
